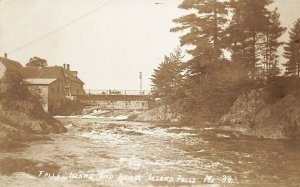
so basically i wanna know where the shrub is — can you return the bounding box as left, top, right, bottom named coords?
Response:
left=2, top=69, right=30, bottom=100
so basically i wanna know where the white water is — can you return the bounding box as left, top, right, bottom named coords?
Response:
left=1, top=118, right=300, bottom=187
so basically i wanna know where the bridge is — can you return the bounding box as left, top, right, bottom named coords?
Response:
left=84, top=89, right=152, bottom=96
left=75, top=89, right=152, bottom=110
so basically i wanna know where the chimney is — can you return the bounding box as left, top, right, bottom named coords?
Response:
left=67, top=64, right=70, bottom=70
left=63, top=64, right=66, bottom=69
left=4, top=52, right=7, bottom=58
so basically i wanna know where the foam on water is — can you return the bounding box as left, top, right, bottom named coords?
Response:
left=55, top=114, right=130, bottom=121
left=216, top=134, right=231, bottom=138
left=133, top=127, right=198, bottom=139
left=112, top=115, right=129, bottom=120
left=168, top=126, right=193, bottom=130
left=79, top=129, right=129, bottom=144
left=184, top=137, right=209, bottom=145
left=119, top=156, right=144, bottom=170
left=202, top=127, right=215, bottom=131
left=6, top=118, right=300, bottom=186
left=55, top=115, right=105, bottom=119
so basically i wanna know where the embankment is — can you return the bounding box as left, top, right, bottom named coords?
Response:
left=131, top=88, right=300, bottom=140
left=0, top=98, right=67, bottom=151
left=219, top=88, right=300, bottom=139
left=130, top=105, right=180, bottom=123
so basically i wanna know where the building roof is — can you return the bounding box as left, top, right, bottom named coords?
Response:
left=22, top=66, right=84, bottom=84
left=0, top=57, right=23, bottom=70
left=62, top=68, right=84, bottom=84
left=24, top=78, right=57, bottom=85
left=22, top=66, right=65, bottom=79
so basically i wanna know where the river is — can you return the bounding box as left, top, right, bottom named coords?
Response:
left=1, top=118, right=300, bottom=187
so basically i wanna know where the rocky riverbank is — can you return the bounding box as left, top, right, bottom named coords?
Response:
left=130, top=105, right=180, bottom=123
left=0, top=62, right=66, bottom=151
left=218, top=88, right=300, bottom=139
left=0, top=98, right=67, bottom=151
left=131, top=88, right=300, bottom=140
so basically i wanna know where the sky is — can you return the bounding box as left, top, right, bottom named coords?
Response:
left=0, top=0, right=300, bottom=90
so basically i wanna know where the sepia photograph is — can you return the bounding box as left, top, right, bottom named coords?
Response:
left=0, top=0, right=300, bottom=186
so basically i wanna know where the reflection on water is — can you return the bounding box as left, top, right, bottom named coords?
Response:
left=1, top=119, right=300, bottom=187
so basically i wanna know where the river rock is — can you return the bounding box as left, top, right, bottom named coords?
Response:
left=132, top=105, right=180, bottom=122
left=0, top=61, right=66, bottom=150
left=219, top=88, right=300, bottom=139
left=219, top=88, right=267, bottom=128
left=252, top=91, right=300, bottom=139
left=0, top=100, right=66, bottom=134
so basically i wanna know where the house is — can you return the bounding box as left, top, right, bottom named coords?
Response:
left=22, top=66, right=67, bottom=114
left=62, top=64, right=85, bottom=96
left=24, top=78, right=65, bottom=113
left=0, top=55, right=23, bottom=93
left=22, top=62, right=85, bottom=114
left=0, top=54, right=84, bottom=114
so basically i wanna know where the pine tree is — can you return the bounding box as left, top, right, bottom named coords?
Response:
left=283, top=18, right=300, bottom=79
left=227, top=0, right=274, bottom=77
left=260, top=8, right=285, bottom=79
left=171, top=0, right=230, bottom=72
left=227, top=0, right=251, bottom=67
left=151, top=48, right=185, bottom=103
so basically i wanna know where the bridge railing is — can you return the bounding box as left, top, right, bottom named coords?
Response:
left=84, top=89, right=152, bottom=96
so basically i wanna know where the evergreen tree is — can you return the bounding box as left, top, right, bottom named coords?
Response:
left=151, top=0, right=287, bottom=124
left=260, top=8, right=285, bottom=79
left=283, top=18, right=300, bottom=79
left=171, top=0, right=230, bottom=73
left=180, top=60, right=250, bottom=123
left=227, top=0, right=274, bottom=77
left=151, top=48, right=185, bottom=104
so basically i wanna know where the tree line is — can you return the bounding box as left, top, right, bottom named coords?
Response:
left=151, top=0, right=300, bottom=123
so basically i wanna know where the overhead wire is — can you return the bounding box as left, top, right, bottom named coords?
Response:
left=8, top=0, right=114, bottom=54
